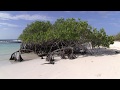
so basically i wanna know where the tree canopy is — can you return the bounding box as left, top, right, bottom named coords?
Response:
left=14, top=18, right=115, bottom=63
left=19, top=18, right=114, bottom=53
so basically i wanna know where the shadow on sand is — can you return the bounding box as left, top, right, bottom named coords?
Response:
left=9, top=52, right=39, bottom=64
left=9, top=48, right=120, bottom=64
left=84, top=48, right=120, bottom=57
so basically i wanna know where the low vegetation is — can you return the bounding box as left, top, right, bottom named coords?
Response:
left=10, top=18, right=114, bottom=64
left=114, top=33, right=120, bottom=41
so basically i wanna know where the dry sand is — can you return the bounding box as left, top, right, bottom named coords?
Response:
left=1, top=41, right=120, bottom=79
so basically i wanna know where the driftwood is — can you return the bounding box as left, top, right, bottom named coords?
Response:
left=9, top=49, right=34, bottom=62
left=20, top=49, right=33, bottom=54
left=46, top=47, right=77, bottom=64
left=68, top=54, right=77, bottom=59
left=38, top=53, right=47, bottom=59
left=115, top=51, right=120, bottom=54
left=45, top=44, right=94, bottom=64
left=46, top=53, right=55, bottom=64
left=10, top=41, right=93, bottom=64
left=9, top=50, right=23, bottom=62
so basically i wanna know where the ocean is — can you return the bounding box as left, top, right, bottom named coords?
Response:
left=0, top=40, right=21, bottom=67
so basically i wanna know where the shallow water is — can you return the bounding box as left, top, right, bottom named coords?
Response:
left=0, top=43, right=21, bottom=61
left=0, top=42, right=21, bottom=67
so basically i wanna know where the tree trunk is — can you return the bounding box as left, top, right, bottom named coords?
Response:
left=18, top=49, right=23, bottom=62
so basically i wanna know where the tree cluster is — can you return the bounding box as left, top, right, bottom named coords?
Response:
left=18, top=18, right=114, bottom=63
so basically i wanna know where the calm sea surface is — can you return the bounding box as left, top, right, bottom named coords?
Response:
left=0, top=42, right=21, bottom=67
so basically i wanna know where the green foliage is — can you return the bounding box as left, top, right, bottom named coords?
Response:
left=114, top=32, right=120, bottom=41
left=19, top=18, right=114, bottom=48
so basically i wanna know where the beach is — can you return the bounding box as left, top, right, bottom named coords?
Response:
left=1, top=41, right=120, bottom=79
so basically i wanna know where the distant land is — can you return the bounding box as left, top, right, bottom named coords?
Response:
left=0, top=39, right=22, bottom=43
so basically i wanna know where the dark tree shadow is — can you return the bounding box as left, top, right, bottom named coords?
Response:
left=82, top=48, right=120, bottom=57
left=9, top=48, right=120, bottom=65
left=41, top=62, right=55, bottom=65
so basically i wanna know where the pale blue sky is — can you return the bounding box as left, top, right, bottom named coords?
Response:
left=0, top=11, right=120, bottom=39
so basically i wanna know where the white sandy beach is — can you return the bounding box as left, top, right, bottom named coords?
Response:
left=1, top=41, right=120, bottom=79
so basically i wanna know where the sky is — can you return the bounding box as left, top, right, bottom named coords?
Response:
left=0, top=11, right=120, bottom=39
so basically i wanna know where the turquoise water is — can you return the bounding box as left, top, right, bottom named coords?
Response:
left=0, top=43, right=21, bottom=61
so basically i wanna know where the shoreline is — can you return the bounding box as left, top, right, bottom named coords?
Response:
left=0, top=41, right=120, bottom=79
left=1, top=54, right=120, bottom=79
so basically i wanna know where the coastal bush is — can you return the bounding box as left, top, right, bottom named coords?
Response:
left=114, top=32, right=120, bottom=41
left=19, top=18, right=114, bottom=54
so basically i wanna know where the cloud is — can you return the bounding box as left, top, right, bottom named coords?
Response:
left=109, top=22, right=120, bottom=27
left=64, top=11, right=71, bottom=12
left=95, top=11, right=120, bottom=18
left=96, top=11, right=110, bottom=14
left=0, top=23, right=19, bottom=27
left=0, top=13, right=12, bottom=20
left=0, top=12, right=54, bottom=21
left=78, top=11, right=120, bottom=19
left=87, top=18, right=96, bottom=22
left=0, top=28, right=9, bottom=30
left=79, top=11, right=115, bottom=15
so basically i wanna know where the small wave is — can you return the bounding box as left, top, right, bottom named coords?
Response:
left=0, top=53, right=10, bottom=56
left=0, top=39, right=22, bottom=43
